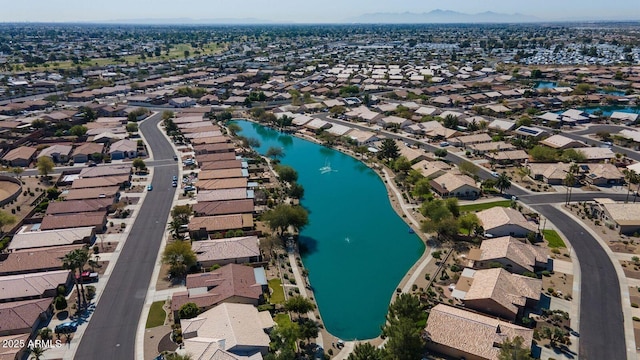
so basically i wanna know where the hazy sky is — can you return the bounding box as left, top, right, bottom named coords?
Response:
left=3, top=0, right=639, bottom=23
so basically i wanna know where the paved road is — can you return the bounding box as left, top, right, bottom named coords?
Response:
left=532, top=205, right=626, bottom=360
left=75, top=113, right=178, bottom=359
left=317, top=115, right=629, bottom=358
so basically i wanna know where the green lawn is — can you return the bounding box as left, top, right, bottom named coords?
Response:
left=459, top=200, right=512, bottom=213
left=543, top=229, right=566, bottom=248
left=145, top=301, right=166, bottom=328
left=269, top=278, right=285, bottom=304
left=274, top=313, right=292, bottom=327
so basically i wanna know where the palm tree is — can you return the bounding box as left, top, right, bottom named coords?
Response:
left=495, top=172, right=512, bottom=194
left=563, top=172, right=576, bottom=205
left=167, top=218, right=185, bottom=240
left=62, top=251, right=82, bottom=310
left=75, top=248, right=90, bottom=306
left=624, top=170, right=639, bottom=203
left=29, top=346, right=46, bottom=360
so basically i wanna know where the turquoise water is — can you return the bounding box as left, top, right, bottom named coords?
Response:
left=535, top=81, right=557, bottom=89
left=581, top=106, right=640, bottom=117
left=234, top=120, right=424, bottom=340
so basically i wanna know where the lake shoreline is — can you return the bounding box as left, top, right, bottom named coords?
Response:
left=233, top=117, right=432, bottom=347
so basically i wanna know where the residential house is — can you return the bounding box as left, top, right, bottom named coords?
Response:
left=514, top=126, right=547, bottom=139
left=539, top=134, right=585, bottom=149
left=347, top=129, right=378, bottom=146
left=0, top=298, right=53, bottom=336
left=8, top=226, right=95, bottom=251
left=2, top=146, right=37, bottom=167
left=192, top=200, right=255, bottom=217
left=180, top=303, right=274, bottom=359
left=109, top=139, right=138, bottom=160
left=411, top=160, right=451, bottom=179
left=377, top=116, right=413, bottom=129
left=527, top=163, right=571, bottom=185
left=71, top=175, right=130, bottom=189
left=171, top=264, right=266, bottom=319
left=0, top=245, right=83, bottom=276
left=425, top=304, right=533, bottom=360
left=199, top=169, right=248, bottom=181
left=485, top=150, right=530, bottom=165
left=193, top=143, right=235, bottom=155
left=37, top=144, right=73, bottom=163
left=430, top=172, right=480, bottom=199
left=452, top=268, right=541, bottom=321
left=197, top=188, right=252, bottom=203
left=40, top=213, right=107, bottom=233
left=62, top=186, right=120, bottom=201
left=196, top=178, right=248, bottom=191
left=46, top=198, right=113, bottom=215
left=450, top=133, right=492, bottom=148
left=72, top=143, right=104, bottom=163
left=592, top=202, right=640, bottom=235
left=0, top=270, right=72, bottom=303
left=467, top=236, right=548, bottom=275
left=199, top=160, right=245, bottom=171
left=170, top=97, right=197, bottom=108
left=575, top=147, right=615, bottom=162
left=195, top=152, right=238, bottom=163
left=79, top=164, right=131, bottom=178
left=476, top=207, right=537, bottom=238
left=469, top=141, right=515, bottom=155
left=188, top=214, right=254, bottom=239
left=584, top=163, right=624, bottom=186
left=192, top=237, right=261, bottom=268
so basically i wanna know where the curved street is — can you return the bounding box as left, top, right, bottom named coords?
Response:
left=320, top=115, right=630, bottom=359
left=75, top=113, right=177, bottom=360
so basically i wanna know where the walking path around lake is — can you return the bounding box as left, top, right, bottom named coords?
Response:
left=287, top=251, right=325, bottom=347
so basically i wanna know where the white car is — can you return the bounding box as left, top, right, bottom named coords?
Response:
left=490, top=171, right=499, bottom=178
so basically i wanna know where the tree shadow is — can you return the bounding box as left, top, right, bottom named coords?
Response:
left=56, top=311, right=69, bottom=321
left=298, top=236, right=318, bottom=256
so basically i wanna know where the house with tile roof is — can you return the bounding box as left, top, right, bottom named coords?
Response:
left=192, top=200, right=255, bottom=217
left=467, top=236, right=548, bottom=275
left=192, top=236, right=261, bottom=268
left=8, top=226, right=95, bottom=251
left=430, top=172, right=480, bottom=199
left=476, top=207, right=537, bottom=238
left=109, top=139, right=138, bottom=160
left=37, top=144, right=73, bottom=163
left=188, top=214, right=254, bottom=240
left=453, top=268, right=541, bottom=321
left=0, top=298, right=53, bottom=336
left=425, top=304, right=533, bottom=360
left=180, top=302, right=274, bottom=359
left=2, top=146, right=37, bottom=167
left=171, top=264, right=266, bottom=319
left=72, top=142, right=104, bottom=163
left=0, top=270, right=72, bottom=303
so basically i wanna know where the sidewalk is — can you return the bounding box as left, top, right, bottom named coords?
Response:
left=287, top=251, right=325, bottom=349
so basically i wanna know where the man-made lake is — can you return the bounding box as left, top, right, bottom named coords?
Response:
left=234, top=120, right=424, bottom=340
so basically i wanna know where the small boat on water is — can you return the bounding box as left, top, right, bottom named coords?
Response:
left=408, top=227, right=415, bottom=234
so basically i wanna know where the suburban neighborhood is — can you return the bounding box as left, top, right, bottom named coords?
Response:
left=0, top=13, right=639, bottom=360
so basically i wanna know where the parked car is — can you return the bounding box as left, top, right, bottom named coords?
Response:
left=172, top=175, right=178, bottom=181
left=76, top=271, right=99, bottom=283
left=55, top=322, right=77, bottom=334
left=490, top=171, right=499, bottom=178
left=147, top=184, right=153, bottom=191
left=172, top=181, right=177, bottom=187
left=184, top=185, right=196, bottom=192
left=439, top=142, right=449, bottom=147
left=173, top=155, right=178, bottom=161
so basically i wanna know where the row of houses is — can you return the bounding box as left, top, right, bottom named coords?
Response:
left=425, top=232, right=548, bottom=360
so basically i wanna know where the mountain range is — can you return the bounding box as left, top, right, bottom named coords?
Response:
left=346, top=10, right=540, bottom=24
